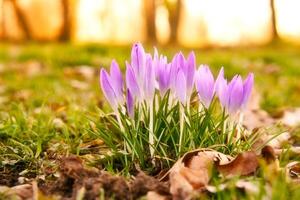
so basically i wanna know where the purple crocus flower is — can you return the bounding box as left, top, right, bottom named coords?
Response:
left=227, top=75, right=244, bottom=114
left=126, top=89, right=134, bottom=118
left=144, top=54, right=156, bottom=101
left=125, top=62, right=140, bottom=100
left=131, top=43, right=146, bottom=86
left=241, top=73, right=254, bottom=109
left=99, top=60, right=124, bottom=111
left=183, top=52, right=196, bottom=96
left=216, top=71, right=254, bottom=114
left=153, top=50, right=171, bottom=96
left=195, top=65, right=215, bottom=108
left=215, top=68, right=229, bottom=109
left=175, top=70, right=187, bottom=104
left=171, top=51, right=196, bottom=103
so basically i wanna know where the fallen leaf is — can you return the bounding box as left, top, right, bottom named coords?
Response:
left=64, top=66, right=96, bottom=81
left=281, top=108, right=300, bottom=127
left=147, top=191, right=169, bottom=200
left=216, top=151, right=258, bottom=176
left=79, top=139, right=104, bottom=149
left=167, top=149, right=232, bottom=200
left=70, top=80, right=89, bottom=90
left=286, top=161, right=300, bottom=183
left=261, top=145, right=276, bottom=164
left=12, top=184, right=33, bottom=199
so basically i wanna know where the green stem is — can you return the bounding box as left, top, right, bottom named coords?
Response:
left=236, top=111, right=244, bottom=140
left=179, top=104, right=184, bottom=154
left=149, top=102, right=155, bottom=158
left=116, top=111, right=124, bottom=132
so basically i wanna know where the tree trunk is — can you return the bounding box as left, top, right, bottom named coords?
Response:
left=60, top=0, right=70, bottom=41
left=1, top=0, right=4, bottom=39
left=11, top=0, right=31, bottom=39
left=145, top=0, right=156, bottom=43
left=270, top=0, right=278, bottom=38
left=167, top=0, right=181, bottom=44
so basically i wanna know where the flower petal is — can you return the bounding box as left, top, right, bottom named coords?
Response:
left=100, top=68, right=118, bottom=110
left=215, top=67, right=224, bottom=93
left=228, top=75, right=244, bottom=114
left=195, top=65, right=215, bottom=108
left=125, top=62, right=140, bottom=99
left=186, top=51, right=196, bottom=95
left=242, top=73, right=254, bottom=108
left=126, top=89, right=134, bottom=118
left=175, top=70, right=187, bottom=104
left=144, top=55, right=155, bottom=101
left=110, top=60, right=123, bottom=102
left=131, top=43, right=146, bottom=83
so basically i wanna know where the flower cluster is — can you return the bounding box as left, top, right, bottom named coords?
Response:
left=100, top=43, right=253, bottom=117
left=98, top=42, right=254, bottom=165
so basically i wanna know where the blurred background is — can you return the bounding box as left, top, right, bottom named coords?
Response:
left=0, top=0, right=300, bottom=46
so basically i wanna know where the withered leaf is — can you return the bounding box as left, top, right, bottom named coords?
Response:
left=168, top=149, right=232, bottom=200
left=261, top=145, right=276, bottom=164
left=286, top=162, right=300, bottom=180
left=216, top=151, right=258, bottom=176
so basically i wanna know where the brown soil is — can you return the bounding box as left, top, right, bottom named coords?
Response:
left=0, top=156, right=170, bottom=200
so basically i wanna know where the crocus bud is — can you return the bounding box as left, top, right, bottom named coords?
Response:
left=241, top=73, right=254, bottom=109
left=227, top=75, right=244, bottom=114
left=110, top=60, right=124, bottom=104
left=144, top=55, right=155, bottom=101
left=100, top=69, right=118, bottom=111
left=175, top=70, right=187, bottom=104
left=131, top=43, right=146, bottom=85
left=126, top=89, right=134, bottom=118
left=195, top=65, right=215, bottom=108
left=126, top=62, right=140, bottom=101
left=185, top=52, right=196, bottom=96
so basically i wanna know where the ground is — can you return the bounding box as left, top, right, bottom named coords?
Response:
left=0, top=42, right=300, bottom=199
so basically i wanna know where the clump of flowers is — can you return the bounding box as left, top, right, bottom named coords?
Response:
left=98, top=43, right=254, bottom=170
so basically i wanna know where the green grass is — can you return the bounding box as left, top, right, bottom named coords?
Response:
left=0, top=42, right=300, bottom=198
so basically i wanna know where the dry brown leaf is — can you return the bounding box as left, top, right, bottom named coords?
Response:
left=167, top=149, right=232, bottom=200
left=243, top=109, right=275, bottom=130
left=216, top=151, right=258, bottom=176
left=205, top=180, right=260, bottom=195
left=261, top=145, right=276, bottom=164
left=286, top=161, right=300, bottom=183
left=70, top=80, right=89, bottom=90
left=147, top=191, right=169, bottom=200
left=281, top=108, right=300, bottom=127
left=64, top=66, right=96, bottom=81
left=79, top=139, right=104, bottom=149
left=11, top=184, right=33, bottom=199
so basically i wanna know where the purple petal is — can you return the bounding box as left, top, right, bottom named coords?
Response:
left=144, top=56, right=155, bottom=101
left=186, top=51, right=196, bottom=95
left=195, top=65, right=215, bottom=108
left=215, top=67, right=224, bottom=93
left=131, top=43, right=145, bottom=82
left=110, top=60, right=123, bottom=102
left=242, top=73, right=254, bottom=108
left=170, top=54, right=179, bottom=92
left=217, top=78, right=229, bottom=108
left=175, top=70, right=187, bottom=104
left=176, top=52, right=186, bottom=72
left=125, top=62, right=140, bottom=99
left=158, top=62, right=171, bottom=96
left=100, top=69, right=118, bottom=110
left=126, top=89, right=134, bottom=118
left=228, top=75, right=244, bottom=114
